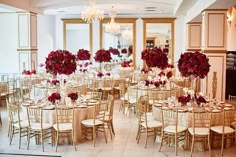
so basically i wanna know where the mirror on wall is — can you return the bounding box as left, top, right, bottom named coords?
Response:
left=100, top=18, right=136, bottom=66
left=63, top=19, right=92, bottom=54
left=143, top=18, right=175, bottom=64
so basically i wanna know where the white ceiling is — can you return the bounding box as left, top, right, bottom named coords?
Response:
left=30, top=0, right=184, bottom=17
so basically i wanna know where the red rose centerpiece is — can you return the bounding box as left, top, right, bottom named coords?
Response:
left=68, top=92, right=78, bottom=102
left=121, top=60, right=132, bottom=67
left=178, top=94, right=191, bottom=106
left=76, top=49, right=90, bottom=61
left=141, top=47, right=168, bottom=69
left=97, top=72, right=104, bottom=78
left=22, top=70, right=36, bottom=75
left=109, top=48, right=120, bottom=55
left=177, top=51, right=210, bottom=79
left=48, top=92, right=61, bottom=104
left=121, top=48, right=127, bottom=54
left=45, top=50, right=77, bottom=76
left=94, top=49, right=112, bottom=63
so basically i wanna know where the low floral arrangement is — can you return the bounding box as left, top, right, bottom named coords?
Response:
left=177, top=51, right=210, bottom=79
left=22, top=70, right=36, bottom=75
left=121, top=48, right=127, bottom=54
left=128, top=47, right=133, bottom=56
left=106, top=73, right=111, bottom=76
left=141, top=47, right=169, bottom=69
left=144, top=80, right=167, bottom=88
left=97, top=72, right=104, bottom=77
left=76, top=49, right=90, bottom=61
left=178, top=94, right=191, bottom=104
left=48, top=92, right=61, bottom=104
left=39, top=63, right=44, bottom=67
left=109, top=48, right=120, bottom=55
left=121, top=60, right=132, bottom=67
left=79, top=69, right=87, bottom=73
left=195, top=95, right=207, bottom=105
left=45, top=49, right=77, bottom=76
left=51, top=80, right=59, bottom=85
left=141, top=68, right=151, bottom=74
left=94, top=49, right=112, bottom=63
left=68, top=92, right=78, bottom=101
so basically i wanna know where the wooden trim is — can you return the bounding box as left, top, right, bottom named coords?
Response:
left=203, top=50, right=226, bottom=53
left=143, top=18, right=175, bottom=64
left=187, top=22, right=202, bottom=24
left=100, top=18, right=137, bottom=67
left=203, top=9, right=228, bottom=13
left=17, top=48, right=38, bottom=51
left=186, top=49, right=201, bottom=51
left=62, top=18, right=93, bottom=52
left=207, top=13, right=225, bottom=48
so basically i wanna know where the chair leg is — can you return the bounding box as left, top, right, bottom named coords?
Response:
left=19, top=130, right=21, bottom=149
left=10, top=126, right=14, bottom=145
left=144, top=128, right=148, bottom=148
left=220, top=134, right=224, bottom=156
left=72, top=130, right=77, bottom=151
left=107, top=123, right=113, bottom=140
left=55, top=131, right=59, bottom=152
left=175, top=133, right=177, bottom=156
left=27, top=129, right=30, bottom=150
left=190, top=135, right=195, bottom=157
left=159, top=131, right=164, bottom=152
left=136, top=125, right=141, bottom=140
left=208, top=135, right=211, bottom=157
left=41, top=131, right=44, bottom=152
left=93, top=126, right=96, bottom=147
left=137, top=126, right=142, bottom=144
left=111, top=120, right=115, bottom=135
left=103, top=125, right=107, bottom=143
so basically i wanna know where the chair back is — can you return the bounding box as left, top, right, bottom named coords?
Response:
left=107, top=94, right=115, bottom=118
left=8, top=103, right=22, bottom=127
left=191, top=110, right=211, bottom=134
left=137, top=95, right=149, bottom=126
left=161, top=107, right=179, bottom=130
left=55, top=105, right=74, bottom=130
left=27, top=106, right=44, bottom=128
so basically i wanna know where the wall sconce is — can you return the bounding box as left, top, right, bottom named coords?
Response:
left=227, top=15, right=232, bottom=27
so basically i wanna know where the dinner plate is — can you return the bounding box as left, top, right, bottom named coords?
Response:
left=224, top=107, right=232, bottom=110
left=43, top=106, right=55, bottom=110
left=89, top=99, right=97, bottom=103
left=225, top=104, right=233, bottom=107
left=87, top=103, right=96, bottom=106
left=212, top=109, right=221, bottom=113
left=75, top=105, right=87, bottom=108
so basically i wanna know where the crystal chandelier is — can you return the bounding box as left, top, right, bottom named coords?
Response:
left=105, top=6, right=120, bottom=34
left=81, top=0, right=104, bottom=23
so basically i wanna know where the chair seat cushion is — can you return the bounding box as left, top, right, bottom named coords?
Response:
left=81, top=119, right=104, bottom=126
left=31, top=123, right=53, bottom=130
left=211, top=125, right=235, bottom=134
left=164, top=125, right=187, bottom=133
left=53, top=123, right=72, bottom=131
left=188, top=127, right=210, bottom=135
left=141, top=120, right=162, bottom=128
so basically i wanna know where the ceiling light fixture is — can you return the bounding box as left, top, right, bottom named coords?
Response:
left=81, top=0, right=104, bottom=23
left=105, top=6, right=120, bottom=34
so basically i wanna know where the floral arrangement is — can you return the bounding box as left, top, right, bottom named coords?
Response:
left=22, top=70, right=36, bottom=75
left=121, top=60, right=132, bottom=67
left=51, top=80, right=59, bottom=85
left=177, top=51, right=210, bottom=79
left=45, top=50, right=77, bottom=76
left=195, top=95, right=207, bottom=105
left=94, top=49, right=112, bottom=63
left=178, top=94, right=191, bottom=104
left=39, top=63, right=44, bottom=67
left=109, top=48, right=120, bottom=55
left=141, top=68, right=151, bottom=74
left=97, top=72, right=104, bottom=77
left=141, top=47, right=169, bottom=69
left=48, top=92, right=61, bottom=104
left=121, top=48, right=127, bottom=54
left=106, top=73, right=111, bottom=76
left=128, top=47, right=133, bottom=56
left=76, top=49, right=90, bottom=61
left=68, top=92, right=78, bottom=101
left=144, top=80, right=167, bottom=88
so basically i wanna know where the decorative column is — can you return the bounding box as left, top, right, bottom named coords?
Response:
left=17, top=12, right=38, bottom=73
left=186, top=22, right=202, bottom=51
left=201, top=9, right=227, bottom=101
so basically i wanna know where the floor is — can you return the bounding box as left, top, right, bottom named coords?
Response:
left=0, top=100, right=236, bottom=157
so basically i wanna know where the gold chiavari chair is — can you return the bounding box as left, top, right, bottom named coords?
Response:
left=100, top=78, right=114, bottom=100
left=26, top=106, right=53, bottom=151
left=81, top=92, right=107, bottom=146
left=136, top=95, right=162, bottom=148
left=210, top=109, right=235, bottom=156
left=53, top=105, right=77, bottom=152
left=101, top=94, right=115, bottom=139
left=0, top=82, right=8, bottom=102
left=119, top=79, right=128, bottom=112
left=8, top=103, right=29, bottom=149
left=159, top=107, right=188, bottom=156
left=188, top=110, right=212, bottom=157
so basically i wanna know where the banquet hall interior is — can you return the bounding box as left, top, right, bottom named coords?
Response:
left=1, top=0, right=236, bottom=157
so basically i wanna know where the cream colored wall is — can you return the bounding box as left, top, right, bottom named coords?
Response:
left=227, top=7, right=236, bottom=51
